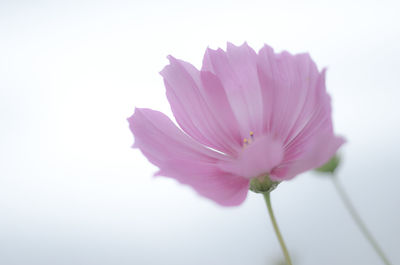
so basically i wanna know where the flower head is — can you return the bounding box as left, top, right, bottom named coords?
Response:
left=128, top=42, right=345, bottom=206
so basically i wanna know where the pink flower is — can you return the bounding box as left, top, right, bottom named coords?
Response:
left=128, top=43, right=345, bottom=206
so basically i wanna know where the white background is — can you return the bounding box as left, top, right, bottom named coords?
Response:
left=1, top=0, right=399, bottom=264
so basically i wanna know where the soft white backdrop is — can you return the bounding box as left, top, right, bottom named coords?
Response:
left=1, top=0, right=399, bottom=264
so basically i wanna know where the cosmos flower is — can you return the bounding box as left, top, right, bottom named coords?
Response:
left=128, top=42, right=344, bottom=206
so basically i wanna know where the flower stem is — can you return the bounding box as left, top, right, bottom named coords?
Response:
left=331, top=176, right=392, bottom=265
left=263, top=192, right=293, bottom=265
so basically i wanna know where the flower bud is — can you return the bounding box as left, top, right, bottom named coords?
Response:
left=315, top=154, right=341, bottom=174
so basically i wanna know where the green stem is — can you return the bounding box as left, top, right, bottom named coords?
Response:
left=263, top=192, right=293, bottom=265
left=332, top=176, right=392, bottom=265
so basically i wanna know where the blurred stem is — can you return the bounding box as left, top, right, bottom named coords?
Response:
left=331, top=176, right=392, bottom=265
left=263, top=192, right=293, bottom=265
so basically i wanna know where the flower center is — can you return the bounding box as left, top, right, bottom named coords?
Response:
left=243, top=131, right=255, bottom=147
left=218, top=134, right=284, bottom=179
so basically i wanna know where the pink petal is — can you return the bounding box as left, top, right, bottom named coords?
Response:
left=128, top=108, right=249, bottom=206
left=202, top=43, right=264, bottom=139
left=161, top=56, right=241, bottom=155
left=257, top=44, right=345, bottom=180
left=272, top=134, right=345, bottom=181
left=156, top=160, right=250, bottom=207
left=257, top=45, right=322, bottom=144
left=218, top=135, right=284, bottom=179
left=200, top=71, right=242, bottom=148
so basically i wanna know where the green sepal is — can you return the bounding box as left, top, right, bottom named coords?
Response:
left=249, top=174, right=279, bottom=193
